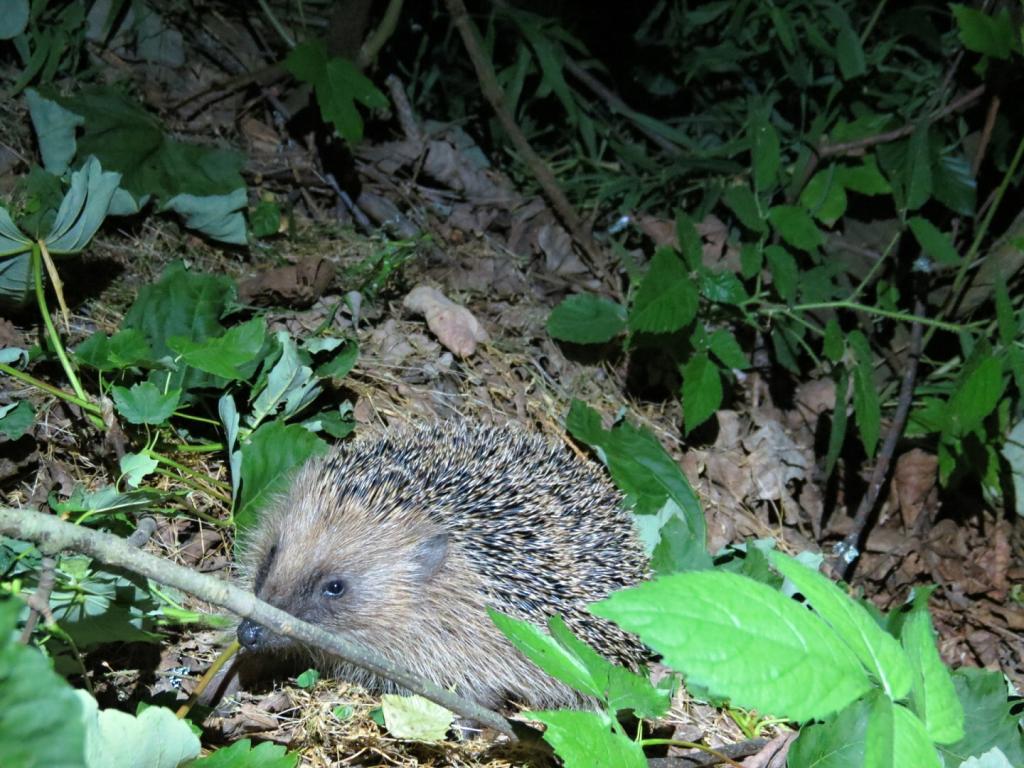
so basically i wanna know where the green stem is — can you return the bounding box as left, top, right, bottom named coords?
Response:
left=33, top=246, right=88, bottom=404
left=0, top=363, right=102, bottom=416
left=147, top=451, right=231, bottom=494
left=171, top=411, right=222, bottom=426
left=172, top=443, right=224, bottom=453
left=256, top=0, right=295, bottom=47
left=791, top=301, right=967, bottom=333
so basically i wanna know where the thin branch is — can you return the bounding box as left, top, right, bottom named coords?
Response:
left=0, top=506, right=517, bottom=739
left=828, top=298, right=925, bottom=580
left=443, top=0, right=614, bottom=291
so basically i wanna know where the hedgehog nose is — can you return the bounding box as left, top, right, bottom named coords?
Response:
left=237, top=619, right=265, bottom=650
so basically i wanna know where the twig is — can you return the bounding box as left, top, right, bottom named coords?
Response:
left=0, top=506, right=517, bottom=739
left=176, top=640, right=240, bottom=719
left=971, top=94, right=1001, bottom=179
left=19, top=555, right=56, bottom=644
left=357, top=0, right=404, bottom=69
left=828, top=299, right=925, bottom=580
left=443, top=0, right=615, bottom=292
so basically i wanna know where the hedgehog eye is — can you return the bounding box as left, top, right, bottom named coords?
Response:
left=322, top=578, right=347, bottom=598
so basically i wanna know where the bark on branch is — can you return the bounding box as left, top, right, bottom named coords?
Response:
left=0, top=506, right=516, bottom=739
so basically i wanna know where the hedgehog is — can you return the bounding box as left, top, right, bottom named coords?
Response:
left=236, top=420, right=650, bottom=709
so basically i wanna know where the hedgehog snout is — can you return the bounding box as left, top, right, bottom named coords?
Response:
left=237, top=618, right=267, bottom=650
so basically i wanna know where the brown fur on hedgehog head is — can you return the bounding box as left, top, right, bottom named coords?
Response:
left=237, top=421, right=650, bottom=709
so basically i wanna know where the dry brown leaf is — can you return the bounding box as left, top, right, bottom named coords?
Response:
left=403, top=285, right=489, bottom=357
left=889, top=449, right=939, bottom=529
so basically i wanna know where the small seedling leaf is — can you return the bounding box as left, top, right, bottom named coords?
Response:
left=381, top=695, right=454, bottom=742
left=111, top=382, right=181, bottom=425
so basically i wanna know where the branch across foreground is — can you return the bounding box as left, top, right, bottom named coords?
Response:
left=0, top=506, right=516, bottom=739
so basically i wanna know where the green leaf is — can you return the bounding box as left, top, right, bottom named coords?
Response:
left=933, top=152, right=976, bottom=216
left=44, top=157, right=122, bottom=254
left=938, top=668, right=1024, bottom=765
left=750, top=114, right=780, bottom=191
left=739, top=242, right=762, bottom=278
left=952, top=5, right=1016, bottom=60
left=764, top=244, right=798, bottom=303
left=249, top=200, right=282, bottom=239
left=825, top=366, right=850, bottom=477
left=248, top=331, right=320, bottom=428
left=823, top=318, right=844, bottom=362
left=908, top=217, right=960, bottom=266
left=722, top=184, right=766, bottom=233
left=900, top=609, right=965, bottom=744
left=285, top=40, right=388, bottom=144
left=629, top=247, right=698, bottom=334
left=0, top=598, right=87, bottom=768
left=0, top=400, right=34, bottom=439
left=314, top=337, right=359, bottom=379
left=236, top=421, right=329, bottom=530
left=119, top=452, right=158, bottom=488
left=892, top=704, right=943, bottom=768
left=835, top=24, right=866, bottom=79
left=769, top=552, right=912, bottom=699
left=187, top=739, right=298, bottom=768
left=162, top=189, right=247, bottom=245
left=26, top=88, right=84, bottom=175
left=78, top=692, right=200, bottom=768
left=681, top=353, right=722, bottom=434
left=836, top=156, right=891, bottom=195
left=675, top=211, right=702, bottom=269
left=381, top=695, right=453, bottom=742
left=1001, top=418, right=1024, bottom=518
left=945, top=355, right=1004, bottom=437
left=768, top=205, right=824, bottom=252
left=524, top=710, right=647, bottom=768
left=123, top=262, right=235, bottom=359
left=548, top=294, right=627, bottom=343
left=592, top=571, right=873, bottom=722
left=849, top=331, right=880, bottom=457
left=789, top=695, right=871, bottom=767
left=0, top=0, right=28, bottom=39
left=904, top=125, right=933, bottom=211
left=708, top=329, right=749, bottom=369
left=800, top=168, right=848, bottom=226
left=168, top=317, right=266, bottom=380
left=75, top=329, right=154, bottom=372
left=700, top=270, right=748, bottom=305
left=111, top=382, right=181, bottom=425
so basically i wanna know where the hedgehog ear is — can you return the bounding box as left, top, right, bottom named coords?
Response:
left=412, top=532, right=449, bottom=581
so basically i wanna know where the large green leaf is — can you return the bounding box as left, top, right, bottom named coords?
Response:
left=951, top=5, right=1017, bottom=59
left=547, top=293, right=627, bottom=343
left=680, top=352, right=722, bottom=434
left=938, top=668, right=1024, bottom=765
left=111, top=382, right=181, bottom=425
left=768, top=205, right=824, bottom=252
left=629, top=247, right=698, bottom=333
left=900, top=609, right=964, bottom=744
left=523, top=710, right=646, bottom=768
left=187, top=739, right=297, bottom=768
left=44, top=157, right=121, bottom=254
left=592, top=571, right=874, bottom=721
left=78, top=693, right=200, bottom=768
left=0, top=598, right=87, bottom=768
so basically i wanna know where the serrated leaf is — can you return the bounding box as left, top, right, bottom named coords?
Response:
left=381, top=695, right=453, bottom=742
left=892, top=704, right=943, bottom=768
left=681, top=353, right=721, bottom=434
left=700, top=270, right=748, bottom=305
left=904, top=125, right=933, bottom=211
left=740, top=242, right=762, bottom=278
left=835, top=24, right=866, bottom=79
left=187, top=738, right=297, bottom=768
left=769, top=552, right=912, bottom=699
left=952, top=5, right=1016, bottom=59
left=524, top=710, right=646, bottom=768
left=708, top=329, right=749, bottom=369
left=78, top=693, right=200, bottom=768
left=119, top=452, right=158, bottom=488
left=723, top=183, right=766, bottom=233
left=592, top=571, right=873, bottom=721
left=945, top=355, right=1004, bottom=437
left=823, top=318, right=844, bottom=362
left=908, top=217, right=960, bottom=266
left=849, top=331, right=880, bottom=457
left=548, top=293, right=627, bottom=343
left=900, top=609, right=965, bottom=744
left=938, top=668, right=1024, bottom=765
left=789, top=695, right=871, bottom=767
left=837, top=156, right=891, bottom=195
left=768, top=205, right=824, bottom=252
left=111, top=382, right=181, bottom=425
left=169, top=316, right=266, bottom=381
left=675, top=211, right=702, bottom=269
left=236, top=421, right=328, bottom=530
left=0, top=598, right=87, bottom=768
left=629, top=247, right=697, bottom=333
left=765, top=244, right=798, bottom=303
left=801, top=167, right=848, bottom=226
left=248, top=331, right=319, bottom=427
left=26, top=87, right=83, bottom=175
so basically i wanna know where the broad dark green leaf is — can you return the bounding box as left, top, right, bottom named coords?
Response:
left=723, top=184, right=767, bottom=233
left=700, top=270, right=748, bottom=305
left=168, top=317, right=266, bottom=380
left=901, top=608, right=964, bottom=744
left=933, top=152, right=976, bottom=216
left=629, top=248, right=698, bottom=334
left=908, top=217, right=961, bottom=266
left=548, top=294, right=627, bottom=343
left=236, top=421, right=329, bottom=530
left=681, top=353, right=722, bottom=434
left=187, top=738, right=297, bottom=768
left=675, top=211, right=702, bottom=270
left=708, top=329, right=749, bottom=369
left=740, top=242, right=762, bottom=278
left=835, top=24, right=866, bottom=79
left=789, top=696, right=871, bottom=767
left=111, top=382, right=181, bottom=425
left=938, top=668, right=1024, bottom=765
left=951, top=5, right=1016, bottom=59
left=801, top=167, right=848, bottom=226
left=837, top=156, right=891, bottom=195
left=904, top=124, right=933, bottom=211
left=0, top=400, right=34, bottom=439
left=768, top=205, right=825, bottom=252
left=823, top=318, right=844, bottom=362
left=945, top=355, right=1004, bottom=437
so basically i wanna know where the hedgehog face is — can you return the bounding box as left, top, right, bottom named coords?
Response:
left=237, top=491, right=451, bottom=654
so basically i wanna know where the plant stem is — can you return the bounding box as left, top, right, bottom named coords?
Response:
left=0, top=363, right=102, bottom=416
left=791, top=300, right=966, bottom=333
left=33, top=245, right=88, bottom=404
left=172, top=443, right=224, bottom=453
left=639, top=738, right=749, bottom=767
